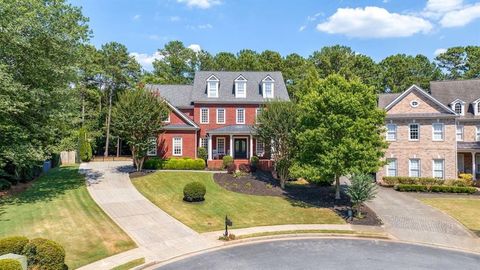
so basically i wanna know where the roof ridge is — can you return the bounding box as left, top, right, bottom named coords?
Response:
left=431, top=78, right=480, bottom=83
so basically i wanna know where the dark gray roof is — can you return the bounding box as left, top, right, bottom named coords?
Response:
left=207, top=125, right=253, bottom=135
left=191, top=71, right=290, bottom=103
left=430, top=79, right=480, bottom=118
left=378, top=93, right=401, bottom=108
left=163, top=124, right=198, bottom=130
left=146, top=84, right=193, bottom=108
left=457, top=142, right=480, bottom=150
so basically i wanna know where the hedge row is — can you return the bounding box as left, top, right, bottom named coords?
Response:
left=0, top=259, right=22, bottom=270
left=382, top=176, right=472, bottom=187
left=144, top=157, right=205, bottom=170
left=394, top=184, right=477, bottom=194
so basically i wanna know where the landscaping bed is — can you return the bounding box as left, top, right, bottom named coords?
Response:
left=214, top=171, right=382, bottom=226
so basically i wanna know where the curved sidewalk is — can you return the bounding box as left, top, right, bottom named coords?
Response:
left=78, top=161, right=221, bottom=270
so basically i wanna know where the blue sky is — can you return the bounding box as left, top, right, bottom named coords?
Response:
left=70, top=0, right=480, bottom=70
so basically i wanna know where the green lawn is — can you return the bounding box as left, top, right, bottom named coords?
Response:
left=0, top=166, right=136, bottom=269
left=132, top=172, right=345, bottom=232
left=421, top=197, right=480, bottom=237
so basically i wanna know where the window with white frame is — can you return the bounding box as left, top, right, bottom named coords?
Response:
left=456, top=125, right=464, bottom=141
left=454, top=103, right=462, bottom=114
left=409, top=123, right=419, bottom=140
left=432, top=123, right=444, bottom=141
left=207, top=75, right=219, bottom=98
left=386, top=124, right=396, bottom=141
left=147, top=137, right=157, bottom=156
left=263, top=82, right=273, bottom=98
left=216, top=138, right=225, bottom=154
left=236, top=108, right=245, bottom=124
left=256, top=140, right=265, bottom=157
left=255, top=107, right=262, bottom=123
left=409, top=159, right=420, bottom=177
left=172, top=137, right=182, bottom=156
left=216, top=108, right=225, bottom=124
left=477, top=103, right=480, bottom=115
left=200, top=108, right=209, bottom=124
left=235, top=81, right=246, bottom=98
left=386, top=158, right=397, bottom=177
left=476, top=126, right=480, bottom=141
left=200, top=137, right=208, bottom=150
left=433, top=159, right=444, bottom=179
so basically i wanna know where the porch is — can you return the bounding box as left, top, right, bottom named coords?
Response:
left=457, top=142, right=480, bottom=180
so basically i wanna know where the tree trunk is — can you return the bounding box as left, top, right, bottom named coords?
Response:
left=104, top=88, right=113, bottom=157
left=81, top=92, right=85, bottom=125
left=116, top=137, right=120, bottom=157
left=335, top=173, right=341, bottom=200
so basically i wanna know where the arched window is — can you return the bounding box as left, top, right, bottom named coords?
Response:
left=454, top=103, right=462, bottom=114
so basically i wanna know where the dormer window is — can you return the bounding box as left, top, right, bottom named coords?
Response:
left=235, top=75, right=247, bottom=98
left=262, top=75, right=275, bottom=99
left=450, top=99, right=465, bottom=116
left=207, top=75, right=219, bottom=98
left=473, top=98, right=480, bottom=115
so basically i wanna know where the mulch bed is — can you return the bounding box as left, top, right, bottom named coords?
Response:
left=0, top=181, right=36, bottom=199
left=129, top=170, right=156, bottom=179
left=214, top=171, right=382, bottom=226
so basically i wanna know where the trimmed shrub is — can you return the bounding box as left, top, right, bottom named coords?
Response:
left=394, top=184, right=477, bottom=194
left=0, top=179, right=11, bottom=191
left=143, top=157, right=164, bottom=169
left=226, top=163, right=236, bottom=174
left=197, top=147, right=208, bottom=161
left=23, top=238, right=65, bottom=270
left=383, top=176, right=471, bottom=187
left=457, top=174, right=473, bottom=186
left=0, top=236, right=29, bottom=255
left=143, top=158, right=205, bottom=170
left=222, top=155, right=233, bottom=169
left=0, top=259, right=22, bottom=270
left=394, top=184, right=428, bottom=192
left=183, top=182, right=206, bottom=202
left=250, top=156, right=259, bottom=172
left=239, top=163, right=251, bottom=173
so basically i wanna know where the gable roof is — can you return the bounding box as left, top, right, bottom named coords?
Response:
left=191, top=71, right=290, bottom=103
left=430, top=79, right=480, bottom=118
left=145, top=84, right=193, bottom=108
left=378, top=93, right=401, bottom=109
left=383, top=85, right=456, bottom=115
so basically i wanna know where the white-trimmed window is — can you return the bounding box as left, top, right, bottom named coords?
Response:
left=386, top=158, right=397, bottom=177
left=200, top=137, right=208, bottom=150
left=386, top=124, right=397, bottom=141
left=200, top=108, right=209, bottom=124
left=256, top=108, right=262, bottom=123
left=256, top=140, right=265, bottom=157
left=409, top=159, right=421, bottom=177
left=456, top=125, right=464, bottom=141
left=477, top=103, right=480, bottom=115
left=432, top=123, right=444, bottom=141
left=433, top=159, right=445, bottom=179
left=173, top=137, right=182, bottom=156
left=216, top=137, right=225, bottom=155
left=216, top=108, right=225, bottom=124
left=409, top=123, right=419, bottom=141
left=236, top=108, right=245, bottom=124
left=454, top=103, right=462, bottom=114
left=147, top=137, right=157, bottom=156
left=262, top=75, right=275, bottom=98
left=207, top=75, right=219, bottom=98
left=476, top=126, right=480, bottom=141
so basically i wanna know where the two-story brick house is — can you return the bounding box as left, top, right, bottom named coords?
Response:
left=146, top=71, right=290, bottom=169
left=377, top=79, right=480, bottom=182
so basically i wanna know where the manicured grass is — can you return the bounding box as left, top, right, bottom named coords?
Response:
left=132, top=172, right=345, bottom=232
left=421, top=197, right=480, bottom=237
left=235, top=230, right=388, bottom=240
left=0, top=166, right=136, bottom=269
left=111, top=258, right=145, bottom=270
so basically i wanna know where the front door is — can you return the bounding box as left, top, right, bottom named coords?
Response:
left=234, top=138, right=247, bottom=159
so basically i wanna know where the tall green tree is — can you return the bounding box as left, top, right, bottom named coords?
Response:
left=152, top=41, right=198, bottom=84
left=380, top=54, right=441, bottom=92
left=435, top=46, right=480, bottom=79
left=295, top=75, right=387, bottom=199
left=253, top=100, right=299, bottom=189
left=237, top=49, right=261, bottom=71
left=112, top=87, right=168, bottom=171
left=213, top=52, right=237, bottom=71
left=259, top=50, right=283, bottom=71
left=281, top=53, right=309, bottom=97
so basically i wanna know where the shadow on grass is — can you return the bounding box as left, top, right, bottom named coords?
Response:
left=1, top=166, right=85, bottom=207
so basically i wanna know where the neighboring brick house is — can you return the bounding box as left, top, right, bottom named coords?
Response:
left=377, top=79, right=480, bottom=182
left=146, top=71, right=290, bottom=169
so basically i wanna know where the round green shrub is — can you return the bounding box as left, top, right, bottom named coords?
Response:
left=250, top=156, right=259, bottom=171
left=0, top=179, right=11, bottom=191
left=0, top=236, right=29, bottom=255
left=197, top=147, right=208, bottom=161
left=183, top=182, right=206, bottom=202
left=0, top=259, right=22, bottom=270
left=23, top=238, right=65, bottom=270
left=222, top=155, right=233, bottom=168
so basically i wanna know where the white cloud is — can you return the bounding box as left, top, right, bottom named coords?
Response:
left=132, top=14, right=141, bottom=20
left=130, top=51, right=163, bottom=71
left=169, top=16, right=181, bottom=22
left=434, top=48, right=447, bottom=55
left=177, top=0, right=221, bottom=9
left=316, top=6, right=433, bottom=38
left=299, top=25, right=307, bottom=32
left=188, top=44, right=202, bottom=53
left=424, top=0, right=464, bottom=18
left=440, top=3, right=480, bottom=27
left=187, top=23, right=213, bottom=30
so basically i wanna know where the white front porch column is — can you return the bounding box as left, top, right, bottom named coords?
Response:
left=249, top=135, right=254, bottom=159
left=472, top=152, right=476, bottom=180
left=229, top=135, right=233, bottom=158
left=207, top=136, right=212, bottom=161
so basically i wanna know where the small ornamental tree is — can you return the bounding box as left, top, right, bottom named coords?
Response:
left=78, top=128, right=92, bottom=162
left=112, top=87, right=168, bottom=171
left=346, top=174, right=377, bottom=218
left=253, top=100, right=299, bottom=189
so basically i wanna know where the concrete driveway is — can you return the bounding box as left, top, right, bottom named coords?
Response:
left=78, top=161, right=221, bottom=269
left=366, top=186, right=480, bottom=252
left=155, top=238, right=480, bottom=270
